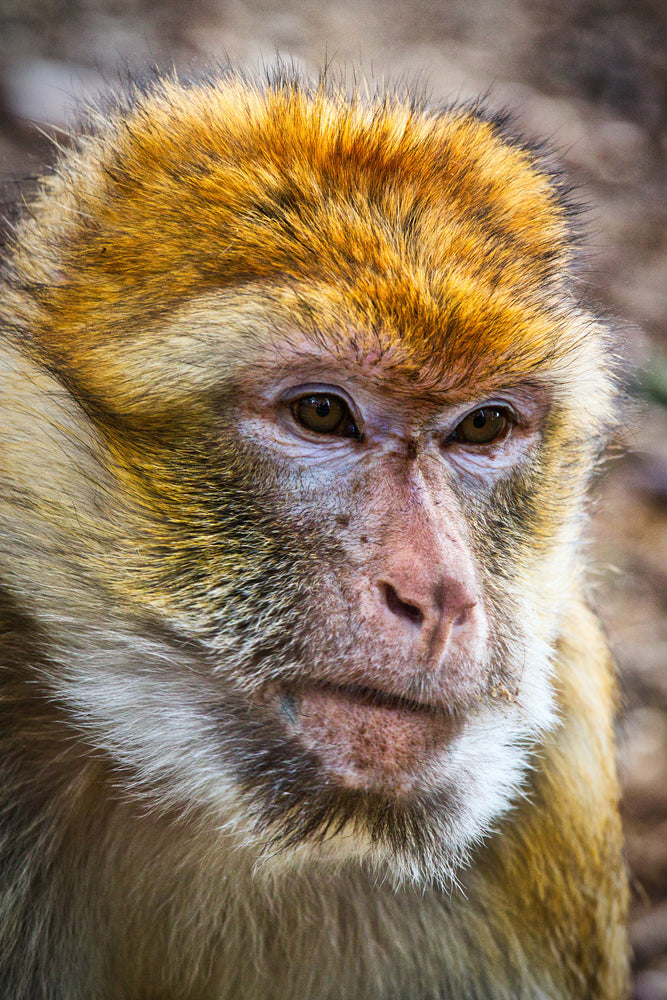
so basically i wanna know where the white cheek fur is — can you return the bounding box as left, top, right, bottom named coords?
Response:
left=48, top=608, right=556, bottom=895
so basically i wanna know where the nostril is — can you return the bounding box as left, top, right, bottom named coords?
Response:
left=381, top=582, right=424, bottom=626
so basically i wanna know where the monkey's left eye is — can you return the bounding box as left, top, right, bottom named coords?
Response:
left=449, top=407, right=512, bottom=446
left=291, top=394, right=360, bottom=438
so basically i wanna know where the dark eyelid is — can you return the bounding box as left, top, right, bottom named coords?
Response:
left=280, top=383, right=354, bottom=408
left=458, top=404, right=516, bottom=425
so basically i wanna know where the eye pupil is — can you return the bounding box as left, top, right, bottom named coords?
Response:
left=316, top=400, right=330, bottom=418
left=472, top=413, right=486, bottom=428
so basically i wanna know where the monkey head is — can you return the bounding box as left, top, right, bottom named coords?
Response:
left=0, top=72, right=616, bottom=889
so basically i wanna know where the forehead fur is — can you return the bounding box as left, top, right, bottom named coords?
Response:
left=4, top=70, right=597, bottom=393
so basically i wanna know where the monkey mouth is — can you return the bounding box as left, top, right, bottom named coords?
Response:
left=270, top=680, right=463, bottom=793
left=283, top=680, right=448, bottom=718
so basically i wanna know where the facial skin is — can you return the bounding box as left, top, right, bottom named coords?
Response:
left=233, top=339, right=542, bottom=781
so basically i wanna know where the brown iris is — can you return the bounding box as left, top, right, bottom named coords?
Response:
left=292, top=394, right=359, bottom=438
left=451, top=407, right=510, bottom=445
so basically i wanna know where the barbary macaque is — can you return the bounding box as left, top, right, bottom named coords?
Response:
left=0, top=70, right=629, bottom=999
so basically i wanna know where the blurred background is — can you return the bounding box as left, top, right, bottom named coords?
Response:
left=0, top=0, right=664, bottom=995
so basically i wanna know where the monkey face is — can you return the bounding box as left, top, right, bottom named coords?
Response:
left=63, top=287, right=586, bottom=889
left=221, top=329, right=547, bottom=787
left=213, top=331, right=558, bottom=886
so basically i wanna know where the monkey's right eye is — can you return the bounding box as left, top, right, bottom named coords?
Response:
left=291, top=394, right=360, bottom=438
